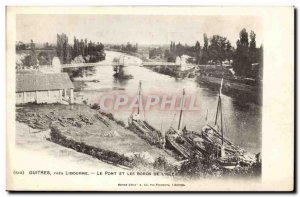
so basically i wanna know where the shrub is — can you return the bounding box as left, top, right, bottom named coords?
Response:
left=153, top=156, right=168, bottom=170
left=105, top=113, right=114, bottom=120
left=49, top=126, right=132, bottom=168
left=91, top=103, right=100, bottom=110
left=116, top=120, right=125, bottom=127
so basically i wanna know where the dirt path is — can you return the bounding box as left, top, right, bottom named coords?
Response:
left=16, top=121, right=122, bottom=170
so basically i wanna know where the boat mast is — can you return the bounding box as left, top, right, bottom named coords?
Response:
left=214, top=96, right=220, bottom=126
left=220, top=95, right=224, bottom=145
left=220, top=79, right=224, bottom=145
left=178, top=88, right=185, bottom=130
left=214, top=79, right=223, bottom=124
left=214, top=79, right=224, bottom=143
left=137, top=80, right=142, bottom=115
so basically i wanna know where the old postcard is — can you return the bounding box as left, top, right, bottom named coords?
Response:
left=6, top=6, right=294, bottom=191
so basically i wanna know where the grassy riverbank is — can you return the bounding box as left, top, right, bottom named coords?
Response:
left=145, top=64, right=262, bottom=105
left=196, top=75, right=262, bottom=105
left=16, top=104, right=178, bottom=171
left=15, top=103, right=261, bottom=178
left=145, top=65, right=196, bottom=79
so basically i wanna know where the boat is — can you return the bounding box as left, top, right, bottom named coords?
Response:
left=201, top=78, right=256, bottom=169
left=181, top=127, right=207, bottom=156
left=165, top=89, right=203, bottom=159
left=165, top=127, right=193, bottom=159
left=128, top=81, right=164, bottom=148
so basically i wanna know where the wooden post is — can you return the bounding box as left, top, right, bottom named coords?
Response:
left=23, top=92, right=26, bottom=103
left=59, top=90, right=63, bottom=103
left=36, top=91, right=39, bottom=103
left=70, top=88, right=74, bottom=104
left=48, top=90, right=50, bottom=104
left=64, top=89, right=67, bottom=98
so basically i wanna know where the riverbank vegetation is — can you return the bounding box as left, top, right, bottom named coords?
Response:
left=16, top=40, right=57, bottom=69
left=179, top=154, right=261, bottom=178
left=109, top=42, right=138, bottom=54
left=16, top=34, right=106, bottom=69
left=16, top=103, right=261, bottom=178
left=16, top=104, right=177, bottom=171
left=147, top=28, right=262, bottom=81
left=57, top=33, right=106, bottom=64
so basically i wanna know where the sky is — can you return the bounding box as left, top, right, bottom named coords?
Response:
left=16, top=14, right=263, bottom=47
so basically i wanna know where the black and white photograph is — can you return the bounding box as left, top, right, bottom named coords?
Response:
left=6, top=6, right=294, bottom=191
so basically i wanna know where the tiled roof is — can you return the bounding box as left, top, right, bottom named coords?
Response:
left=16, top=73, right=74, bottom=92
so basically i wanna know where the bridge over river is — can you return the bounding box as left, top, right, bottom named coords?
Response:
left=61, top=62, right=129, bottom=69
left=61, top=61, right=180, bottom=69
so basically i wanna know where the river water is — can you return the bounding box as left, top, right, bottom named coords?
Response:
left=73, top=51, right=262, bottom=154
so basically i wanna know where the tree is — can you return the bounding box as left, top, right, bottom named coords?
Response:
left=195, top=41, right=200, bottom=51
left=164, top=49, right=170, bottom=59
left=73, top=37, right=79, bottom=58
left=172, top=42, right=176, bottom=54
left=84, top=39, right=88, bottom=56
left=249, top=31, right=256, bottom=49
left=203, top=33, right=208, bottom=51
left=257, top=45, right=263, bottom=79
left=58, top=33, right=106, bottom=64
left=239, top=28, right=249, bottom=47
left=57, top=34, right=62, bottom=61
left=30, top=39, right=35, bottom=51
left=57, top=33, right=71, bottom=64
left=233, top=28, right=262, bottom=78
left=201, top=33, right=209, bottom=64
left=79, top=39, right=85, bottom=56
left=38, top=51, right=51, bottom=65
left=249, top=31, right=257, bottom=63
left=225, top=40, right=233, bottom=64
left=195, top=41, right=201, bottom=64
left=16, top=41, right=26, bottom=51
left=149, top=47, right=163, bottom=59
left=27, top=40, right=38, bottom=66
left=208, top=35, right=229, bottom=66
left=43, top=42, right=50, bottom=49
left=233, top=28, right=250, bottom=76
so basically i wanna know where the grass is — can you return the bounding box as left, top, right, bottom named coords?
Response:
left=16, top=103, right=177, bottom=167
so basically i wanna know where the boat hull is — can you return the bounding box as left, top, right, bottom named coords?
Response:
left=128, top=116, right=164, bottom=148
left=165, top=128, right=203, bottom=159
left=202, top=124, right=256, bottom=166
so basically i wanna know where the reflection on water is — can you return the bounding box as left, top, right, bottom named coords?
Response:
left=73, top=51, right=262, bottom=153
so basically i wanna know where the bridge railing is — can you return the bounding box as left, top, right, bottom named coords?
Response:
left=61, top=62, right=126, bottom=68
left=142, top=62, right=180, bottom=67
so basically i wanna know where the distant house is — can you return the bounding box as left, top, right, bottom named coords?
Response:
left=176, top=55, right=192, bottom=71
left=16, top=73, right=74, bottom=104
left=222, top=59, right=233, bottom=67
left=251, top=63, right=259, bottom=71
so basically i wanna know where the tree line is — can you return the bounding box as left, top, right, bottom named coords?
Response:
left=233, top=29, right=263, bottom=77
left=110, top=42, right=138, bottom=54
left=158, top=28, right=262, bottom=78
left=165, top=35, right=233, bottom=65
left=57, top=33, right=105, bottom=64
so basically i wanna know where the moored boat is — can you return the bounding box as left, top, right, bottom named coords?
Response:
left=128, top=80, right=164, bottom=148
left=201, top=78, right=256, bottom=169
left=165, top=89, right=203, bottom=159
left=165, top=127, right=193, bottom=159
